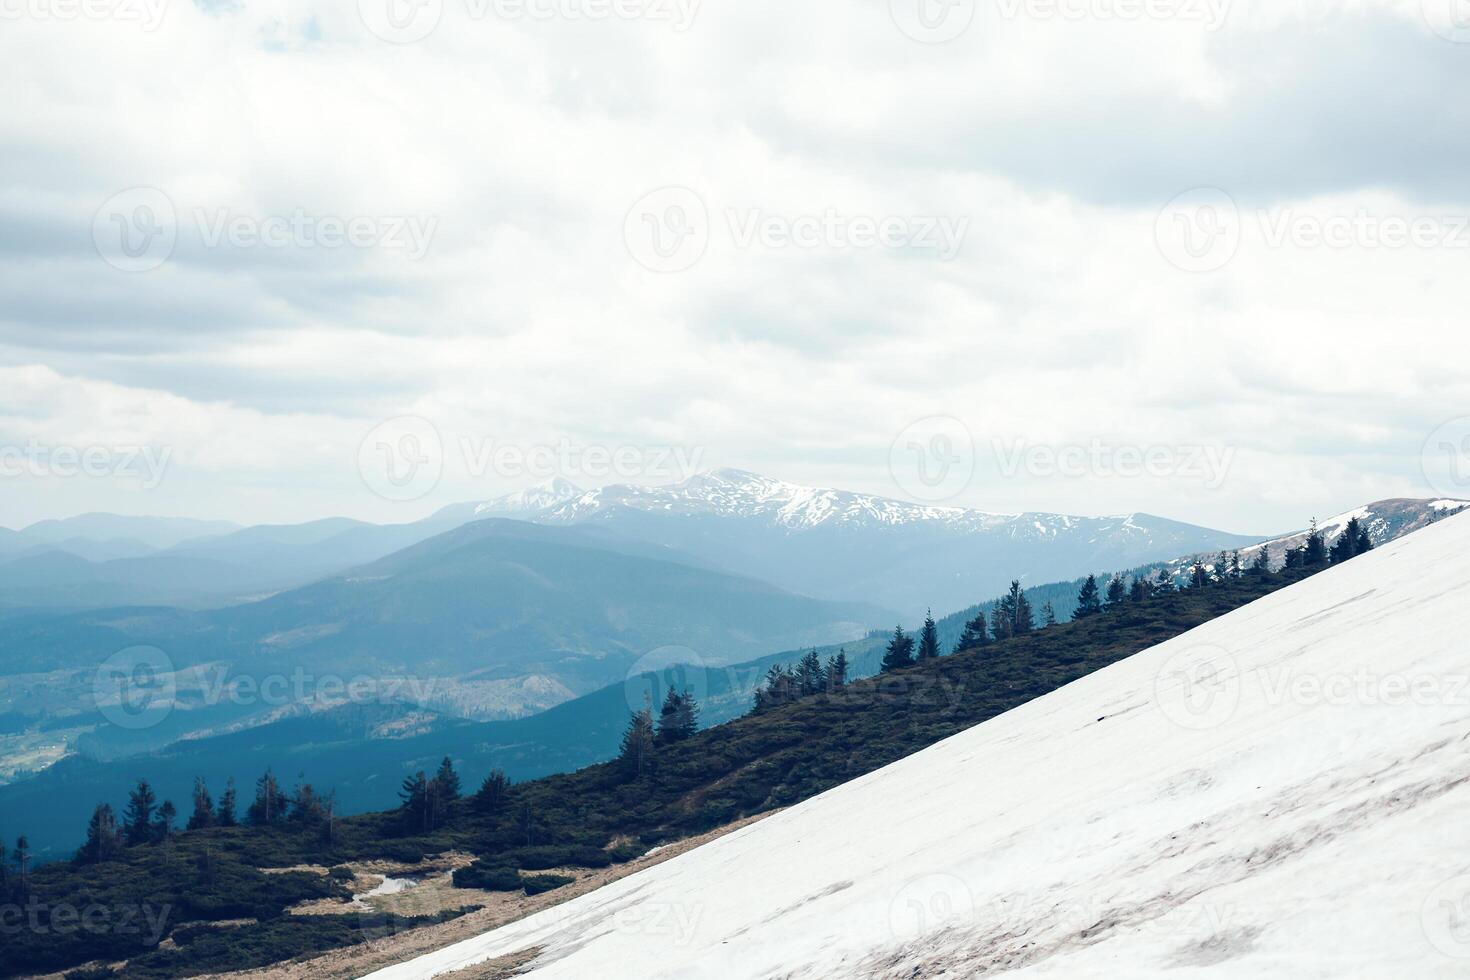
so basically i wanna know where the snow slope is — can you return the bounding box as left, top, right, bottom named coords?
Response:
left=370, top=512, right=1470, bottom=980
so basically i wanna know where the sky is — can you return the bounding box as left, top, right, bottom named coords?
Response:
left=2, top=0, right=1469, bottom=535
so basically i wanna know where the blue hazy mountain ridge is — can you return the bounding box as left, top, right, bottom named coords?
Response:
left=0, top=633, right=889, bottom=858
left=0, top=518, right=886, bottom=735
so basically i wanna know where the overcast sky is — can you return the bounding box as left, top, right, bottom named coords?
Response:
left=2, top=0, right=1468, bottom=534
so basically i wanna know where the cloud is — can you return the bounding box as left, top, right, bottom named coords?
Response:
left=0, top=0, right=1466, bottom=531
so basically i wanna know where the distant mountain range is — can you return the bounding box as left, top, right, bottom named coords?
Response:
left=0, top=519, right=883, bottom=752
left=459, top=469, right=1267, bottom=615
left=0, top=471, right=1266, bottom=616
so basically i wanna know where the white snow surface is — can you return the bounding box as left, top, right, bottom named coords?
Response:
left=369, top=512, right=1470, bottom=980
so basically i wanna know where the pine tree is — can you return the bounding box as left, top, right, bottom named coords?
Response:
left=77, top=804, right=123, bottom=865
left=954, top=610, right=988, bottom=652
left=1249, top=546, right=1272, bottom=576
left=1303, top=518, right=1327, bottom=567
left=123, top=779, right=157, bottom=847
left=153, top=801, right=176, bottom=842
left=1153, top=567, right=1174, bottom=593
left=796, top=650, right=827, bottom=695
left=434, top=756, right=461, bottom=801
left=1105, top=575, right=1127, bottom=607
left=916, top=611, right=942, bottom=660
left=216, top=779, right=238, bottom=827
left=1129, top=575, right=1150, bottom=602
left=1330, top=516, right=1373, bottom=565
left=187, top=777, right=215, bottom=831
left=474, top=770, right=511, bottom=813
left=1189, top=559, right=1209, bottom=588
left=290, top=782, right=326, bottom=824
left=619, top=709, right=657, bottom=779
left=657, top=689, right=699, bottom=744
left=1037, top=601, right=1055, bottom=627
left=753, top=664, right=798, bottom=713
left=247, top=770, right=287, bottom=826
left=825, top=650, right=849, bottom=690
left=1228, top=551, right=1243, bottom=578
left=879, top=625, right=915, bottom=672
left=13, top=835, right=29, bottom=892
left=1074, top=575, right=1102, bottom=617
left=995, top=580, right=1034, bottom=636
left=398, top=771, right=431, bottom=832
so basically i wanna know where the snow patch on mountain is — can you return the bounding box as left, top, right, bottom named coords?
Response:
left=370, top=510, right=1470, bottom=980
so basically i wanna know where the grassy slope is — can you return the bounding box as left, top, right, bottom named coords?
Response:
left=0, top=569, right=1310, bottom=979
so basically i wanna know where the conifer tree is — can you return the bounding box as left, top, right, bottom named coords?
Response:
left=1303, top=518, right=1328, bottom=567
left=1074, top=575, right=1102, bottom=617
left=995, top=580, right=1034, bottom=636
left=13, top=835, right=29, bottom=892
left=474, top=770, right=511, bottom=813
left=880, top=625, right=916, bottom=672
left=398, top=771, right=432, bottom=832
left=796, top=650, right=827, bottom=695
left=1129, top=575, right=1150, bottom=602
left=955, top=610, right=988, bottom=652
left=78, top=804, right=123, bottom=864
left=917, top=611, right=942, bottom=660
left=435, top=756, right=461, bottom=801
left=1330, top=516, right=1374, bottom=564
left=187, top=777, right=215, bottom=831
left=657, top=689, right=699, bottom=743
left=1153, top=567, right=1175, bottom=593
left=1105, top=575, right=1127, bottom=607
left=216, top=779, right=238, bottom=827
left=290, top=782, right=326, bottom=824
left=1189, top=559, right=1209, bottom=588
left=825, top=650, right=849, bottom=690
left=153, top=801, right=176, bottom=842
left=123, top=779, right=157, bottom=847
left=247, top=770, right=288, bottom=826
left=619, top=709, right=657, bottom=779
left=1249, top=546, right=1271, bottom=576
left=1041, top=601, right=1058, bottom=627
left=753, top=664, right=798, bottom=713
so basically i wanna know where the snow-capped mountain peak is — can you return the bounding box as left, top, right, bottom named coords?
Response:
left=473, top=477, right=583, bottom=516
